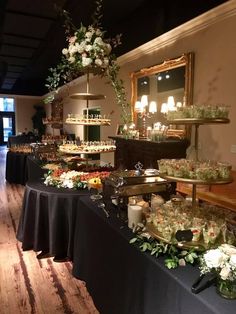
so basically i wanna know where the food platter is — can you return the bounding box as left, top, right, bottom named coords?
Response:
left=59, top=148, right=116, bottom=155
left=65, top=119, right=111, bottom=126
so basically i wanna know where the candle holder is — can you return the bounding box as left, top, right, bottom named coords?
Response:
left=135, top=95, right=157, bottom=139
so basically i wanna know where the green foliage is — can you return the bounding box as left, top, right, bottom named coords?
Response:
left=130, top=231, right=200, bottom=269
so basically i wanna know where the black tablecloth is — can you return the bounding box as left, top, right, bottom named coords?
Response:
left=5, top=151, right=29, bottom=185
left=17, top=181, right=89, bottom=259
left=72, top=197, right=236, bottom=314
left=27, top=156, right=48, bottom=182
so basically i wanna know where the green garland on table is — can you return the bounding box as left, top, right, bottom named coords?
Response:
left=129, top=225, right=199, bottom=269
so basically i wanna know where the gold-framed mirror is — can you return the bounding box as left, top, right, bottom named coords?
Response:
left=130, top=52, right=194, bottom=139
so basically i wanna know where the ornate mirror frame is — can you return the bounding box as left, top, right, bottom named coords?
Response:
left=130, top=52, right=194, bottom=138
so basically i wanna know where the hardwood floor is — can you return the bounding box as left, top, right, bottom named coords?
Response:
left=0, top=147, right=99, bottom=314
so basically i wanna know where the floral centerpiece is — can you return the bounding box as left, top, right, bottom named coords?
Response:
left=200, top=244, right=236, bottom=299
left=44, top=169, right=110, bottom=190
left=45, top=0, right=131, bottom=125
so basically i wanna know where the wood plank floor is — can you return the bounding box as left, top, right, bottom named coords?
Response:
left=0, top=147, right=99, bottom=314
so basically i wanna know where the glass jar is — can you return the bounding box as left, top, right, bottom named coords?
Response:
left=216, top=278, right=236, bottom=299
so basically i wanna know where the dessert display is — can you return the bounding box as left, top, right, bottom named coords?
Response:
left=166, top=105, right=229, bottom=121
left=59, top=140, right=116, bottom=154
left=160, top=108, right=232, bottom=209
left=9, top=144, right=32, bottom=153
left=158, top=159, right=232, bottom=181
left=146, top=198, right=236, bottom=250
left=41, top=135, right=67, bottom=144
left=66, top=114, right=111, bottom=125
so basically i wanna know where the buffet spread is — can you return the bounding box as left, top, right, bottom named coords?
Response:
left=65, top=114, right=111, bottom=125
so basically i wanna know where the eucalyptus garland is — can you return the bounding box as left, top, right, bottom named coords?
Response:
left=130, top=225, right=199, bottom=269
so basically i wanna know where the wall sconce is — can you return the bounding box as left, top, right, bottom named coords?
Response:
left=161, top=103, right=168, bottom=115
left=135, top=95, right=157, bottom=138
left=167, top=96, right=176, bottom=111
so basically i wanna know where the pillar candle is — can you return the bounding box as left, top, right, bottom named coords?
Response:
left=128, top=205, right=143, bottom=229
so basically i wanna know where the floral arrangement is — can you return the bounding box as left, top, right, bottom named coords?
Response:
left=44, top=168, right=110, bottom=189
left=200, top=244, right=236, bottom=281
left=45, top=0, right=131, bottom=124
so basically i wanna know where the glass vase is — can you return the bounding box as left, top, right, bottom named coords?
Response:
left=216, top=278, right=236, bottom=299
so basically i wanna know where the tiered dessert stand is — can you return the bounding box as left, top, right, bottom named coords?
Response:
left=160, top=117, right=232, bottom=208
left=62, top=70, right=115, bottom=159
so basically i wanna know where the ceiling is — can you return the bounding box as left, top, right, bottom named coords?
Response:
left=0, top=0, right=228, bottom=96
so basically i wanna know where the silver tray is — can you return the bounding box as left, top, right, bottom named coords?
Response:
left=159, top=173, right=233, bottom=185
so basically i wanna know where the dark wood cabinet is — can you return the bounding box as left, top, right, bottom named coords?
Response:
left=110, top=136, right=190, bottom=170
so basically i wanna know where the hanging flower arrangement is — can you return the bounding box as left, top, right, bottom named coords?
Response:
left=45, top=0, right=131, bottom=124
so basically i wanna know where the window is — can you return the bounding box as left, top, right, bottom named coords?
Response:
left=0, top=97, right=15, bottom=112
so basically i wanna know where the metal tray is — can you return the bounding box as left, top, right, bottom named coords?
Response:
left=159, top=173, right=233, bottom=185
left=108, top=170, right=164, bottom=185
left=166, top=118, right=230, bottom=125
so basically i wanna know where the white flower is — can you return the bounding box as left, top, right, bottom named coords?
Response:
left=82, top=57, right=92, bottom=67
left=204, top=249, right=225, bottom=269
left=68, top=45, right=77, bottom=55
left=220, top=244, right=236, bottom=256
left=85, top=31, right=93, bottom=39
left=220, top=266, right=231, bottom=280
left=62, top=48, right=68, bottom=55
left=95, top=58, right=103, bottom=66
left=94, top=37, right=103, bottom=45
left=44, top=176, right=51, bottom=185
left=85, top=44, right=93, bottom=52
left=62, top=179, right=74, bottom=189
left=74, top=44, right=82, bottom=53
left=68, top=56, right=75, bottom=63
left=230, top=254, right=236, bottom=267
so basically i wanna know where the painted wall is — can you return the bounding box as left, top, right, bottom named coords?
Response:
left=15, top=96, right=43, bottom=134
left=0, top=94, right=43, bottom=135
left=45, top=1, right=236, bottom=168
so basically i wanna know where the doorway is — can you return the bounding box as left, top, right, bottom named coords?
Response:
left=0, top=113, right=15, bottom=145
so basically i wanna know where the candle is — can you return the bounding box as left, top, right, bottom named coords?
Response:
left=128, top=204, right=143, bottom=228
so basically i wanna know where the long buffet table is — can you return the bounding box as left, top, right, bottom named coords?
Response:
left=17, top=184, right=236, bottom=314
left=5, top=151, right=29, bottom=185
left=72, top=197, right=236, bottom=314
